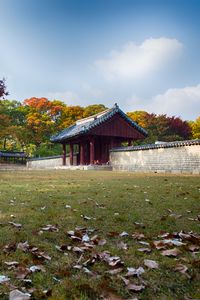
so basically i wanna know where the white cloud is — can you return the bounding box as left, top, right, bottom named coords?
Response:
left=151, top=84, right=200, bottom=119
left=127, top=84, right=200, bottom=120
left=95, top=37, right=182, bottom=80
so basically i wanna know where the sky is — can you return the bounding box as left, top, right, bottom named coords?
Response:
left=1, top=0, right=200, bottom=120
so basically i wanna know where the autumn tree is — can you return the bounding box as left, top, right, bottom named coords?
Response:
left=127, top=111, right=191, bottom=143
left=127, top=111, right=149, bottom=128
left=191, top=116, right=200, bottom=139
left=0, top=96, right=197, bottom=156
left=60, top=105, right=84, bottom=128
left=23, top=98, right=58, bottom=147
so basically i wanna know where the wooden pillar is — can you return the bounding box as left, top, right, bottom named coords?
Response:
left=128, top=139, right=132, bottom=146
left=90, top=138, right=95, bottom=165
left=70, top=143, right=73, bottom=165
left=80, top=142, right=84, bottom=165
left=63, top=143, right=66, bottom=166
left=110, top=137, right=115, bottom=149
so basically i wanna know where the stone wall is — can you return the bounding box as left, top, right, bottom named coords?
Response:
left=110, top=142, right=200, bottom=174
left=27, top=156, right=63, bottom=169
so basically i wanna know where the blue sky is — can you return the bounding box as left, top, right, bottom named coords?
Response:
left=1, top=0, right=200, bottom=120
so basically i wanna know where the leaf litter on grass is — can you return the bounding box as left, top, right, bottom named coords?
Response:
left=0, top=171, right=200, bottom=299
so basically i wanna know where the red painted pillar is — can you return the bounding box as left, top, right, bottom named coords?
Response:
left=63, top=143, right=66, bottom=166
left=70, top=143, right=73, bottom=165
left=90, top=138, right=95, bottom=165
left=110, top=137, right=114, bottom=150
left=80, top=142, right=84, bottom=165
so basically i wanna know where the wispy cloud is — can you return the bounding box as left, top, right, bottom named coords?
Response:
left=95, top=37, right=183, bottom=80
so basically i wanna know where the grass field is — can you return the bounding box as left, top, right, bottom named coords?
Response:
left=0, top=170, right=199, bottom=300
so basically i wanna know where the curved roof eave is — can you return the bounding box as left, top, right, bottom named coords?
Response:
left=50, top=104, right=148, bottom=143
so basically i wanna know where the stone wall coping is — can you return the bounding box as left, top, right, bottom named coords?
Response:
left=110, top=139, right=200, bottom=152
left=28, top=155, right=63, bottom=161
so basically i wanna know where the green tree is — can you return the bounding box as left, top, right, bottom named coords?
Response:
left=83, top=104, right=107, bottom=118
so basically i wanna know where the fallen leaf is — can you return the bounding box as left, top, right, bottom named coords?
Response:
left=42, top=289, right=52, bottom=297
left=41, top=224, right=58, bottom=232
left=72, top=246, right=84, bottom=253
left=65, top=205, right=71, bottom=209
left=161, top=248, right=181, bottom=257
left=82, top=233, right=90, bottom=242
left=81, top=215, right=96, bottom=220
left=107, top=231, right=119, bottom=237
left=169, top=213, right=182, bottom=219
left=8, top=222, right=22, bottom=229
left=132, top=232, right=145, bottom=240
left=162, top=239, right=185, bottom=247
left=126, top=267, right=145, bottom=277
left=0, top=275, right=10, bottom=283
left=29, top=265, right=45, bottom=273
left=174, top=264, right=188, bottom=274
left=144, top=259, right=159, bottom=269
left=145, top=199, right=152, bottom=205
left=187, top=244, right=199, bottom=252
left=9, top=289, right=31, bottom=300
left=95, top=202, right=105, bottom=209
left=17, top=241, right=29, bottom=252
left=134, top=222, right=145, bottom=228
left=117, top=241, right=128, bottom=250
left=119, top=275, right=130, bottom=286
left=108, top=257, right=124, bottom=267
left=5, top=261, right=19, bottom=267
left=152, top=241, right=167, bottom=250
left=137, top=247, right=151, bottom=253
left=82, top=267, right=95, bottom=276
left=126, top=283, right=145, bottom=292
left=106, top=268, right=123, bottom=275
left=98, top=239, right=107, bottom=246
left=73, top=265, right=82, bottom=270
left=139, top=241, right=150, bottom=246
left=15, top=266, right=30, bottom=279
left=119, top=231, right=129, bottom=237
left=17, top=241, right=51, bottom=260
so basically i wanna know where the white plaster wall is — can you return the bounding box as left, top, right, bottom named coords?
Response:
left=27, top=155, right=78, bottom=169
left=27, top=157, right=64, bottom=169
left=110, top=145, right=200, bottom=174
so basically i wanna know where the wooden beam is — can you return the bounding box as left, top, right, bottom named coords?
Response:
left=62, top=143, right=66, bottom=166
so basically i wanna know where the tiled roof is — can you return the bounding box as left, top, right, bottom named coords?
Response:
left=110, top=139, right=200, bottom=152
left=50, top=103, right=148, bottom=142
left=0, top=151, right=28, bottom=158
